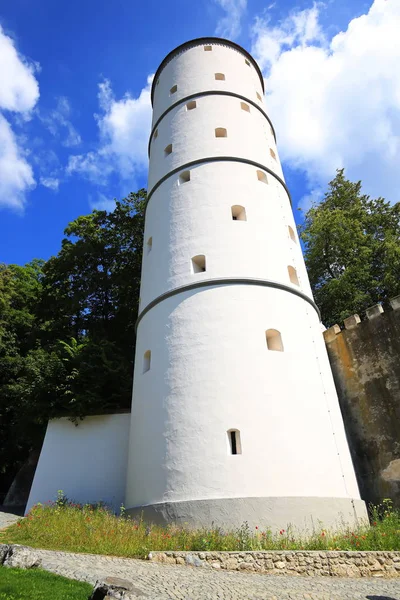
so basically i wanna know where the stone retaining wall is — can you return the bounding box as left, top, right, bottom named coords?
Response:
left=149, top=550, right=400, bottom=578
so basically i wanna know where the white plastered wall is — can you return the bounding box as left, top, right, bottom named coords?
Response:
left=27, top=414, right=130, bottom=513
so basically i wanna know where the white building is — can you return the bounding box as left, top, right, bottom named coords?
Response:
left=124, top=37, right=367, bottom=529
left=28, top=37, right=367, bottom=530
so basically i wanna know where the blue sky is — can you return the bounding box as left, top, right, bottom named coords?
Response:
left=1, top=0, right=399, bottom=265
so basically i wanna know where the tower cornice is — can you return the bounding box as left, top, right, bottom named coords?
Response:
left=151, top=37, right=265, bottom=105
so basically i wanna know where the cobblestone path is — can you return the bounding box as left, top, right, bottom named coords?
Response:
left=34, top=548, right=400, bottom=600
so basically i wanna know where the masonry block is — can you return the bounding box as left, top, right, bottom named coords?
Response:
left=390, top=295, right=400, bottom=311
left=343, top=314, right=361, bottom=330
left=366, top=304, right=384, bottom=320
left=323, top=324, right=341, bottom=343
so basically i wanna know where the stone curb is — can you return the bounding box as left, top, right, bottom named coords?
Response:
left=0, top=544, right=42, bottom=569
left=148, top=550, right=400, bottom=578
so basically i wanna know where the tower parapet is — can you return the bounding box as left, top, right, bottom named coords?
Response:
left=125, top=37, right=367, bottom=530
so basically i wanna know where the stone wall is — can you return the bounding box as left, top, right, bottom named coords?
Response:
left=323, top=297, right=400, bottom=508
left=149, top=550, right=400, bottom=577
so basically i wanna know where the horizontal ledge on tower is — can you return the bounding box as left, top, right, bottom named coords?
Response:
left=135, top=277, right=320, bottom=333
left=146, top=156, right=292, bottom=214
left=148, top=90, right=276, bottom=156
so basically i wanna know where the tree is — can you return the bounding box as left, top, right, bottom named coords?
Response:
left=299, top=169, right=400, bottom=326
left=0, top=190, right=146, bottom=500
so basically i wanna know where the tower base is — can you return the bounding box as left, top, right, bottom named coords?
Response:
left=127, top=497, right=368, bottom=531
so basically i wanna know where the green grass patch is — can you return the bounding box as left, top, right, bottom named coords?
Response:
left=1, top=497, right=399, bottom=559
left=0, top=567, right=92, bottom=599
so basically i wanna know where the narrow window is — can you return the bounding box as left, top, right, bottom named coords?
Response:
left=186, top=100, right=197, bottom=110
left=245, top=59, right=250, bottom=66
left=143, top=350, right=151, bottom=373
left=156, top=79, right=160, bottom=86
left=146, top=236, right=152, bottom=254
left=228, top=429, right=242, bottom=455
left=179, top=170, right=190, bottom=184
left=256, top=170, right=268, bottom=183
left=170, top=85, right=177, bottom=95
left=256, top=92, right=262, bottom=101
left=204, top=45, right=212, bottom=51
left=164, top=144, right=172, bottom=156
left=153, top=129, right=158, bottom=140
left=231, top=205, right=246, bottom=221
left=240, top=102, right=250, bottom=113
left=215, top=73, right=225, bottom=81
left=288, top=266, right=300, bottom=286
left=270, top=148, right=276, bottom=160
left=215, top=127, right=227, bottom=138
left=191, top=255, right=206, bottom=273
left=288, top=225, right=296, bottom=243
left=266, top=329, right=284, bottom=352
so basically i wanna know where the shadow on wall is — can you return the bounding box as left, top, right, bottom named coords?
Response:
left=324, top=298, right=400, bottom=509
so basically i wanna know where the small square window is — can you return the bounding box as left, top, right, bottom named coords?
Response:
left=186, top=100, right=197, bottom=110
left=245, top=59, right=250, bottom=66
left=164, top=144, right=172, bottom=156
left=215, top=73, right=225, bottom=81
left=153, top=129, right=158, bottom=139
left=204, top=45, right=212, bottom=51
left=270, top=148, right=276, bottom=160
left=170, top=85, right=177, bottom=95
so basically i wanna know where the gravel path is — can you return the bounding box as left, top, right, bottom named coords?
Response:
left=33, top=548, right=400, bottom=600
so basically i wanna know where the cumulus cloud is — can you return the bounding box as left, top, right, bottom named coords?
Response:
left=0, top=25, right=39, bottom=210
left=89, top=192, right=116, bottom=212
left=38, top=96, right=81, bottom=147
left=215, top=0, right=247, bottom=40
left=251, top=0, right=400, bottom=205
left=67, top=76, right=152, bottom=190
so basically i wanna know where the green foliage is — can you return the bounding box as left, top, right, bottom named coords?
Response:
left=299, top=169, right=400, bottom=325
left=0, top=567, right=92, bottom=600
left=0, top=190, right=146, bottom=498
left=3, top=499, right=399, bottom=557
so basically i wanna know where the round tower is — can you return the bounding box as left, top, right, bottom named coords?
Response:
left=125, top=37, right=367, bottom=529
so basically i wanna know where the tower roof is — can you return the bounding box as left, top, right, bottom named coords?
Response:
left=151, top=37, right=265, bottom=105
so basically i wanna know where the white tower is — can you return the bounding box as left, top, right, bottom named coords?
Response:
left=125, top=38, right=367, bottom=529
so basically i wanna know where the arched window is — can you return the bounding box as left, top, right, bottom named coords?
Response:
left=146, top=236, right=152, bottom=254
left=204, top=45, right=212, bottom=51
left=179, top=170, right=190, bottom=184
left=215, top=127, right=227, bottom=138
left=240, top=102, right=250, bottom=112
left=288, top=226, right=296, bottom=243
left=288, top=265, right=300, bottom=286
left=265, top=329, right=284, bottom=352
left=270, top=148, right=276, bottom=160
left=186, top=100, right=197, bottom=110
left=170, top=84, right=177, bottom=95
left=164, top=144, right=172, bottom=156
left=191, top=255, right=206, bottom=273
left=227, top=429, right=242, bottom=455
left=215, top=73, right=225, bottom=81
left=256, top=170, right=268, bottom=183
left=231, top=205, right=246, bottom=221
left=256, top=92, right=262, bottom=101
left=143, top=350, right=151, bottom=373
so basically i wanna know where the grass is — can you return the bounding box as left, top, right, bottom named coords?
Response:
left=1, top=497, right=399, bottom=560
left=0, top=567, right=92, bottom=600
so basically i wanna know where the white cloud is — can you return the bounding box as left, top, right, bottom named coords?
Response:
left=67, top=76, right=152, bottom=189
left=0, top=26, right=39, bottom=211
left=251, top=0, right=400, bottom=205
left=0, top=115, right=35, bottom=211
left=40, top=176, right=60, bottom=191
left=215, top=0, right=247, bottom=40
left=38, top=96, right=81, bottom=147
